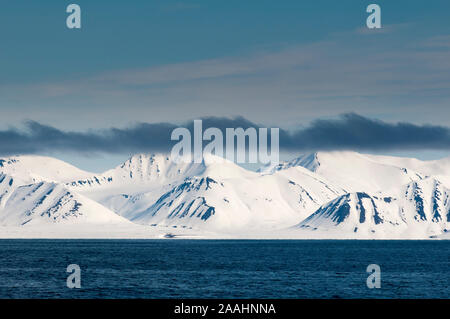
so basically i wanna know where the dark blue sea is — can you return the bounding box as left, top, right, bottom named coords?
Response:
left=0, top=240, right=448, bottom=299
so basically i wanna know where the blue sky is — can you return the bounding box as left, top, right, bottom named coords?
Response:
left=1, top=1, right=450, bottom=171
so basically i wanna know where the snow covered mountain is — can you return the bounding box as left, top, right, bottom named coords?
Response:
left=68, top=154, right=205, bottom=188
left=66, top=154, right=208, bottom=203
left=0, top=155, right=94, bottom=184
left=296, top=177, right=450, bottom=238
left=0, top=151, right=449, bottom=239
left=267, top=151, right=427, bottom=193
left=98, top=155, right=344, bottom=232
left=0, top=172, right=129, bottom=227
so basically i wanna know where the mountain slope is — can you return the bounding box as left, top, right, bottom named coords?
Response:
left=1, top=151, right=450, bottom=239
left=296, top=177, right=450, bottom=238
left=99, top=156, right=345, bottom=232
left=66, top=154, right=209, bottom=202
left=0, top=174, right=129, bottom=227
left=0, top=173, right=22, bottom=208
left=0, top=155, right=94, bottom=184
left=269, top=151, right=427, bottom=193
left=363, top=153, right=450, bottom=177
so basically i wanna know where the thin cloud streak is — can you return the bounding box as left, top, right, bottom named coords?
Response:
left=2, top=29, right=450, bottom=129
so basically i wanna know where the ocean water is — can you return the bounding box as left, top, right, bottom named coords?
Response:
left=0, top=240, right=448, bottom=299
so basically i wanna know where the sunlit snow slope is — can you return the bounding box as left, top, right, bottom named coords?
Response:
left=1, top=151, right=449, bottom=238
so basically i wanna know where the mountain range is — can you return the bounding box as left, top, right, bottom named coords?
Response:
left=0, top=151, right=449, bottom=239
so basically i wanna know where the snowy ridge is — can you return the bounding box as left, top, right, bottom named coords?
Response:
left=1, top=151, right=450, bottom=238
left=0, top=155, right=94, bottom=184
left=130, top=177, right=219, bottom=228
left=0, top=176, right=128, bottom=227
left=101, top=165, right=342, bottom=231
left=68, top=154, right=206, bottom=189
left=272, top=151, right=427, bottom=193
left=260, top=152, right=320, bottom=173
left=297, top=177, right=450, bottom=238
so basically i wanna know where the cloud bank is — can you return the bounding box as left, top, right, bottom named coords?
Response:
left=0, top=113, right=449, bottom=157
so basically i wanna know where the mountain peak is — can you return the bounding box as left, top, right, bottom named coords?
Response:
left=0, top=155, right=94, bottom=184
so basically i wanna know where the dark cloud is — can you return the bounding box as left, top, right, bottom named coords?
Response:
left=0, top=113, right=449, bottom=156
left=282, top=113, right=450, bottom=151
